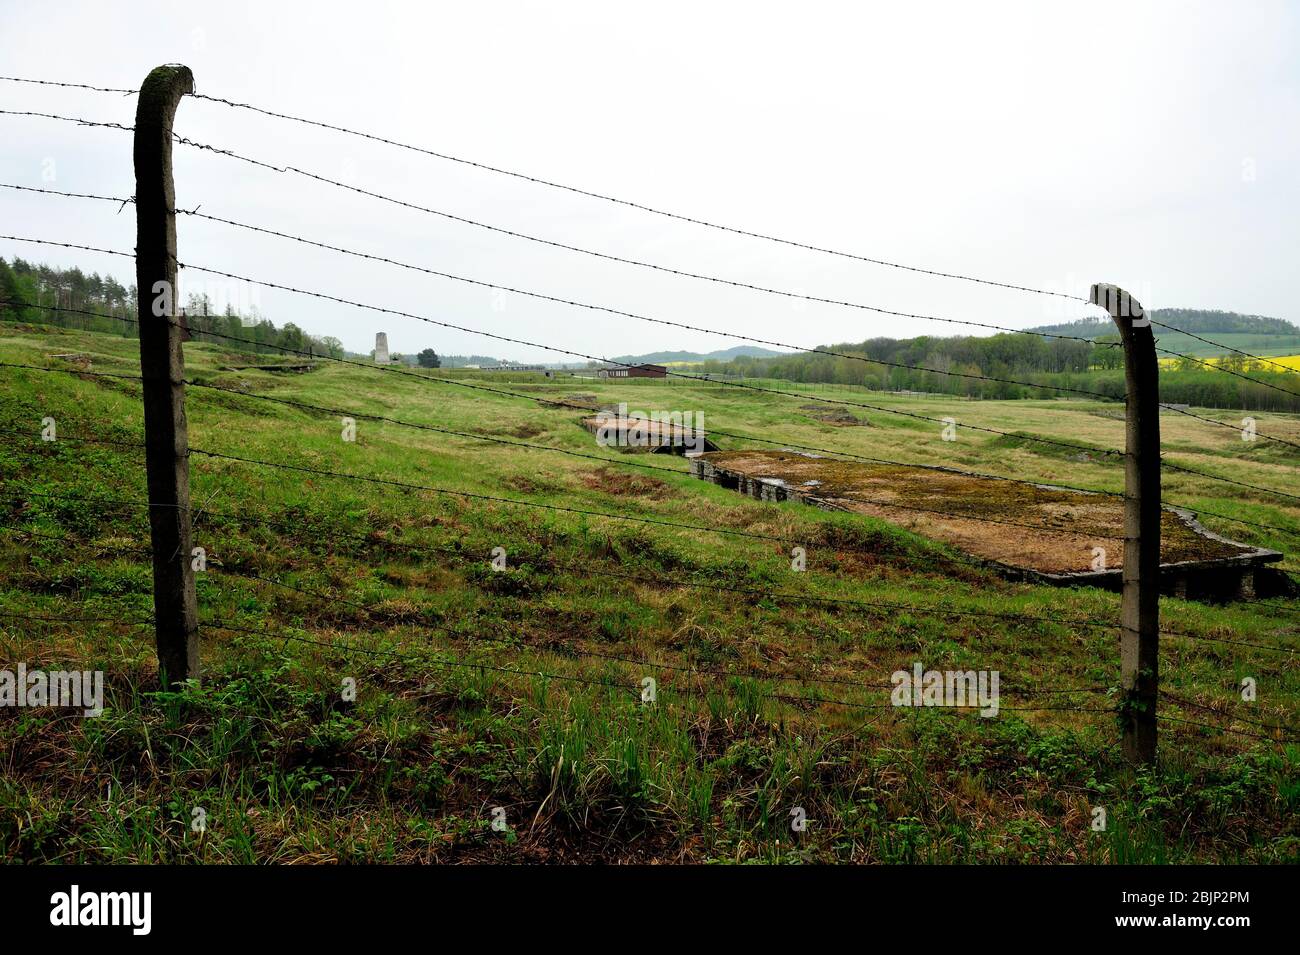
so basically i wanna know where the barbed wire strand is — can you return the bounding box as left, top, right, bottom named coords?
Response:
left=13, top=178, right=1300, bottom=407
left=8, top=356, right=1295, bottom=548
left=1155, top=712, right=1300, bottom=744
left=1, top=429, right=802, bottom=547
left=0, top=76, right=135, bottom=95
left=2, top=185, right=1295, bottom=451
left=1153, top=342, right=1300, bottom=400
left=1149, top=318, right=1300, bottom=378
left=3, top=493, right=1129, bottom=634
left=0, top=79, right=1092, bottom=303
left=206, top=619, right=1116, bottom=717
left=5, top=462, right=1296, bottom=654
left=5, top=522, right=959, bottom=696
left=0, top=232, right=1134, bottom=461
left=0, top=180, right=1127, bottom=393
left=1159, top=690, right=1299, bottom=736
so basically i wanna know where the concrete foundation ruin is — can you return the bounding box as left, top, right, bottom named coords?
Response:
left=690, top=450, right=1289, bottom=601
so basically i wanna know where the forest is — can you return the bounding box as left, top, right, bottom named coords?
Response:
left=691, top=319, right=1300, bottom=411
left=0, top=256, right=346, bottom=359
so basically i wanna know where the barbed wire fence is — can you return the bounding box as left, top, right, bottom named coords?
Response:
left=0, top=68, right=1297, bottom=786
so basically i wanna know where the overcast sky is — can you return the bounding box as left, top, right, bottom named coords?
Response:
left=2, top=0, right=1297, bottom=361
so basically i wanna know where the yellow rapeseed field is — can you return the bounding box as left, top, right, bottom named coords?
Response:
left=1159, top=353, right=1300, bottom=370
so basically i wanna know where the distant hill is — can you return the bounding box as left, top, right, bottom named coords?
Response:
left=1028, top=308, right=1299, bottom=339
left=611, top=345, right=787, bottom=365
left=1027, top=308, right=1300, bottom=358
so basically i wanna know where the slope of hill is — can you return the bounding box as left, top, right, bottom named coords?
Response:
left=1028, top=309, right=1300, bottom=357
left=1, top=319, right=1297, bottom=863
left=611, top=345, right=787, bottom=365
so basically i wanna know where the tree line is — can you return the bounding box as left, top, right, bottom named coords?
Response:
left=688, top=331, right=1300, bottom=411
left=5, top=255, right=1296, bottom=410
left=0, top=256, right=346, bottom=359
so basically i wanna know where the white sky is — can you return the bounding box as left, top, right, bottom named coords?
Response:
left=1, top=0, right=1297, bottom=361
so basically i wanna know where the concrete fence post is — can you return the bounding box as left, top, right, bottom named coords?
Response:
left=135, top=64, right=200, bottom=687
left=1092, top=282, right=1160, bottom=764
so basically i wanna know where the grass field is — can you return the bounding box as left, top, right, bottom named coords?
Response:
left=1149, top=332, right=1300, bottom=360
left=2, top=320, right=1298, bottom=863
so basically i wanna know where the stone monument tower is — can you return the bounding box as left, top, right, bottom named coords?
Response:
left=374, top=332, right=390, bottom=365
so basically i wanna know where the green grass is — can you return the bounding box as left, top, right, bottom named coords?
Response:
left=1, top=320, right=1298, bottom=863
left=1151, top=331, right=1300, bottom=358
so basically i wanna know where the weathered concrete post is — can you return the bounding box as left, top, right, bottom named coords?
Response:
left=1092, top=283, right=1159, bottom=764
left=135, top=64, right=200, bottom=687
